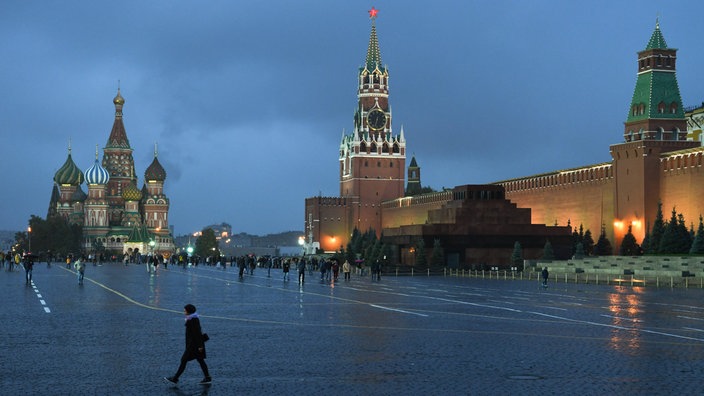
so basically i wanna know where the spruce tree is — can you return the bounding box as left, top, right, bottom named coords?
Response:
left=431, top=238, right=445, bottom=267
left=641, top=223, right=651, bottom=254
left=542, top=240, right=555, bottom=260
left=676, top=213, right=693, bottom=254
left=511, top=241, right=523, bottom=267
left=690, top=216, right=704, bottom=255
left=414, top=237, right=427, bottom=267
left=595, top=225, right=613, bottom=256
left=648, top=201, right=665, bottom=254
left=574, top=242, right=585, bottom=259
left=619, top=225, right=640, bottom=256
left=583, top=229, right=594, bottom=256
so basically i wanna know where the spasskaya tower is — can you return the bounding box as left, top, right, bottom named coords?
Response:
left=339, top=7, right=406, bottom=234
left=305, top=7, right=406, bottom=252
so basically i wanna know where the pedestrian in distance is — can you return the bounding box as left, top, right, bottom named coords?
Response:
left=164, top=304, right=211, bottom=386
left=74, top=258, right=85, bottom=285
left=342, top=260, right=351, bottom=281
left=541, top=267, right=549, bottom=288
left=24, top=254, right=34, bottom=285
left=297, top=257, right=306, bottom=283
left=282, top=259, right=290, bottom=282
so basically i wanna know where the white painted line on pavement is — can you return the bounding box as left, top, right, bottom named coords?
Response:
left=678, top=315, right=704, bottom=322
left=683, top=327, right=704, bottom=333
left=601, top=314, right=643, bottom=323
left=30, top=281, right=51, bottom=313
left=370, top=304, right=429, bottom=317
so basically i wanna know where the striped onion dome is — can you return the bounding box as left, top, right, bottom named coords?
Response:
left=54, top=146, right=84, bottom=186
left=122, top=182, right=142, bottom=202
left=85, top=147, right=110, bottom=185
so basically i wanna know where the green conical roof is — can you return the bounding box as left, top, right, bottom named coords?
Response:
left=127, top=224, right=151, bottom=243
left=645, top=21, right=668, bottom=50
left=409, top=156, right=418, bottom=167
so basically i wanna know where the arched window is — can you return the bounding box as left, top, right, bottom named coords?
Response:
left=670, top=102, right=678, bottom=114
left=639, top=104, right=645, bottom=115
left=657, top=101, right=665, bottom=114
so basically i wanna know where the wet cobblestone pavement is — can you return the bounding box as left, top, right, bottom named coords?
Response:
left=2, top=263, right=704, bottom=395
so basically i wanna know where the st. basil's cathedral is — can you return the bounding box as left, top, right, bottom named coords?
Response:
left=49, top=89, right=175, bottom=257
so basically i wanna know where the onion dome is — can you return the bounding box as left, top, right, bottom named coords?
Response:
left=144, top=144, right=166, bottom=181
left=84, top=146, right=110, bottom=185
left=122, top=183, right=143, bottom=201
left=71, top=185, right=87, bottom=202
left=113, top=87, right=125, bottom=106
left=54, top=144, right=85, bottom=186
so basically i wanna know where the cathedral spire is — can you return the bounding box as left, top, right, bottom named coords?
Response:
left=106, top=87, right=130, bottom=149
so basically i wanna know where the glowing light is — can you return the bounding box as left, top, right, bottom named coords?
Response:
left=614, top=220, right=624, bottom=228
left=368, top=7, right=379, bottom=19
left=631, top=220, right=642, bottom=228
left=298, top=236, right=305, bottom=246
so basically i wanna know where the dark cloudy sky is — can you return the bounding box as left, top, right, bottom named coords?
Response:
left=3, top=1, right=704, bottom=236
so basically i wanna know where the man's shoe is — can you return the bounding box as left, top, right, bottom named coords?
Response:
left=199, top=377, right=212, bottom=385
left=164, top=376, right=178, bottom=384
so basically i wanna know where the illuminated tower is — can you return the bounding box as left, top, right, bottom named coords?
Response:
left=610, top=20, right=698, bottom=247
left=339, top=7, right=406, bottom=235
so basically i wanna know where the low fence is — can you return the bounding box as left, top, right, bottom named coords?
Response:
left=382, top=266, right=704, bottom=289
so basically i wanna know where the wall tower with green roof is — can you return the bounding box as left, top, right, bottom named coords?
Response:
left=610, top=20, right=698, bottom=248
left=624, top=20, right=687, bottom=142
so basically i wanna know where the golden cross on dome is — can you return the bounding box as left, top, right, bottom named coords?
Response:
left=368, top=7, right=379, bottom=19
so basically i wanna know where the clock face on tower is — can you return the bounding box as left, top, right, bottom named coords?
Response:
left=367, top=109, right=387, bottom=130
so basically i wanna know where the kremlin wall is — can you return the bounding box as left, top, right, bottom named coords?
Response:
left=305, top=15, right=704, bottom=269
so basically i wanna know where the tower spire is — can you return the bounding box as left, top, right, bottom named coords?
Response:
left=365, top=7, right=382, bottom=71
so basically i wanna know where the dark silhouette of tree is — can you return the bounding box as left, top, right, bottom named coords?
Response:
left=595, top=225, right=613, bottom=256
left=431, top=238, right=445, bottom=267
left=647, top=201, right=665, bottom=254
left=641, top=223, right=651, bottom=253
left=511, top=241, right=523, bottom=267
left=690, top=216, right=704, bottom=255
left=619, top=225, right=640, bottom=256
left=659, top=208, right=691, bottom=254
left=414, top=237, right=427, bottom=267
left=574, top=242, right=585, bottom=259
left=542, top=240, right=555, bottom=260
left=583, top=229, right=594, bottom=256
left=195, top=228, right=219, bottom=258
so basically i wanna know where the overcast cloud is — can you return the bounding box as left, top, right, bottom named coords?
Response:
left=3, top=1, right=704, bottom=236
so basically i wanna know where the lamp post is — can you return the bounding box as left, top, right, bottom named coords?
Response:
left=27, top=226, right=31, bottom=253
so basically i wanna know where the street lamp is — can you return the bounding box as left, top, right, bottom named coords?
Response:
left=27, top=226, right=31, bottom=253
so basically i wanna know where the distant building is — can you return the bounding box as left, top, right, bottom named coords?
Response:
left=49, top=89, right=175, bottom=257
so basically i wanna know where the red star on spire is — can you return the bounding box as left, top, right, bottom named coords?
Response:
left=368, top=7, right=379, bottom=19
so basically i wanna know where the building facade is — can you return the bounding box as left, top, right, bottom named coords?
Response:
left=50, top=89, right=175, bottom=257
left=496, top=21, right=704, bottom=251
